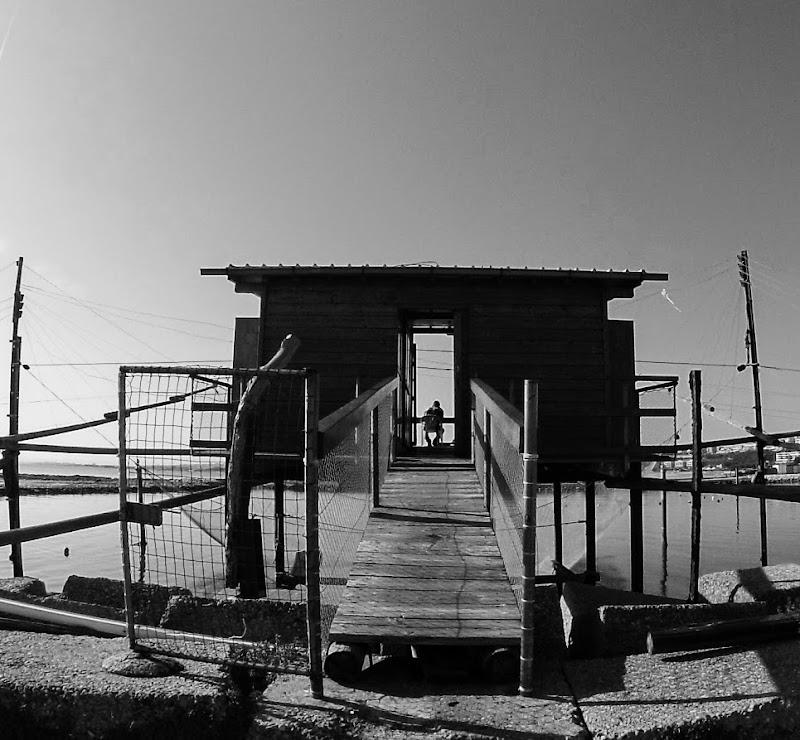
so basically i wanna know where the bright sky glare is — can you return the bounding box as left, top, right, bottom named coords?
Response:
left=0, top=1, right=799, bottom=453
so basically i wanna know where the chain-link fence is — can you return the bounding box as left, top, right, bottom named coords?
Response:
left=118, top=366, right=320, bottom=682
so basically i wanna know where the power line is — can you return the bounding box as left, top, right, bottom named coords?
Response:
left=23, top=282, right=232, bottom=332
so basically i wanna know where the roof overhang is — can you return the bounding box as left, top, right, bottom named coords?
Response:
left=200, top=264, right=668, bottom=300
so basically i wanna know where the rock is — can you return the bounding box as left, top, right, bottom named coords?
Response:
left=0, top=576, right=47, bottom=598
left=102, top=650, right=183, bottom=677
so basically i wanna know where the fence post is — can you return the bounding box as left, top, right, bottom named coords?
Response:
left=519, top=380, right=538, bottom=696
left=689, top=369, right=703, bottom=602
left=136, top=461, right=147, bottom=583
left=483, top=407, right=492, bottom=511
left=624, top=379, right=644, bottom=593
left=371, top=406, right=380, bottom=507
left=117, top=368, right=136, bottom=651
left=390, top=390, right=397, bottom=464
left=304, top=370, right=324, bottom=699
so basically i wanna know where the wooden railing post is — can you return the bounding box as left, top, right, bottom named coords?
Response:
left=371, top=406, right=380, bottom=508
left=483, top=407, right=492, bottom=511
left=304, top=370, right=324, bottom=699
left=689, top=369, right=703, bottom=602
left=623, top=379, right=644, bottom=593
left=519, top=380, right=538, bottom=697
left=117, top=368, right=136, bottom=651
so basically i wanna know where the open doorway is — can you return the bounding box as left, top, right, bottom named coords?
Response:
left=398, top=312, right=460, bottom=452
left=415, top=332, right=454, bottom=447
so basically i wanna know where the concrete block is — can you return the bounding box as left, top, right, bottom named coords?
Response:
left=62, top=575, right=190, bottom=625
left=561, top=582, right=683, bottom=658
left=599, top=601, right=771, bottom=656
left=699, top=563, right=800, bottom=611
left=160, top=594, right=308, bottom=643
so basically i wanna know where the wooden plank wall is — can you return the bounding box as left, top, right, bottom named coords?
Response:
left=232, top=276, right=624, bottom=456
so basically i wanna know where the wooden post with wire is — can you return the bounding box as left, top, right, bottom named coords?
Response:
left=519, top=379, right=538, bottom=697
left=304, top=370, right=324, bottom=699
left=3, top=257, right=24, bottom=577
left=738, top=249, right=768, bottom=566
left=689, top=369, right=703, bottom=602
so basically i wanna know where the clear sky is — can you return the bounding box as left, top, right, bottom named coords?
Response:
left=0, top=1, right=799, bottom=455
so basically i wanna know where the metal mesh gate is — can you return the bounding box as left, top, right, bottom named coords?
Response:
left=117, top=366, right=321, bottom=686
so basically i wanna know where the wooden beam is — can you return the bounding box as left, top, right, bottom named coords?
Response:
left=605, top=476, right=800, bottom=503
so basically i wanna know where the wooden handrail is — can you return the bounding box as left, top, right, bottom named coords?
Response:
left=0, top=486, right=225, bottom=548
left=606, top=476, right=800, bottom=503
left=470, top=378, right=523, bottom=452
left=319, top=377, right=399, bottom=453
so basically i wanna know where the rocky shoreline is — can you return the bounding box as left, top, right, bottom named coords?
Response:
left=15, top=474, right=118, bottom=495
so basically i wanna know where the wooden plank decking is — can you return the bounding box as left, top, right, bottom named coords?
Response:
left=328, top=456, right=521, bottom=646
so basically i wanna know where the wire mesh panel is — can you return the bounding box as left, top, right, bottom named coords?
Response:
left=118, top=366, right=320, bottom=679
left=316, top=390, right=396, bottom=643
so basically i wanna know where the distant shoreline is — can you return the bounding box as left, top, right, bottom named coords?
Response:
left=10, top=474, right=118, bottom=495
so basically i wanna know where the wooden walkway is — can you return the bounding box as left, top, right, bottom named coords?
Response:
left=328, top=455, right=521, bottom=646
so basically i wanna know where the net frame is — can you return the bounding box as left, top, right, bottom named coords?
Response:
left=117, top=365, right=322, bottom=685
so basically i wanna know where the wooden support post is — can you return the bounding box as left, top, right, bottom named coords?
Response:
left=519, top=380, right=538, bottom=697
left=304, top=371, right=324, bottom=699
left=117, top=368, right=136, bottom=650
left=661, top=468, right=668, bottom=543
left=5, top=257, right=24, bottom=576
left=136, top=462, right=146, bottom=583
left=483, top=407, right=492, bottom=512
left=689, top=369, right=703, bottom=603
left=2, top=448, right=21, bottom=576
left=371, top=406, right=380, bottom=507
left=738, top=251, right=768, bottom=565
left=660, top=467, right=668, bottom=596
left=390, top=390, right=397, bottom=464
left=274, top=477, right=285, bottom=578
left=226, top=335, right=300, bottom=591
left=585, top=480, right=596, bottom=581
left=625, top=380, right=644, bottom=593
left=553, top=481, right=563, bottom=566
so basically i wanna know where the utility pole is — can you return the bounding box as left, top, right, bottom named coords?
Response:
left=3, top=257, right=24, bottom=575
left=738, top=249, right=768, bottom=565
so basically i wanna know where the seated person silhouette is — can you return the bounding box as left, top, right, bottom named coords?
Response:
left=422, top=400, right=445, bottom=447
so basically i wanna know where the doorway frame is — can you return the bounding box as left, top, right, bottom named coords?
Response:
left=397, top=309, right=469, bottom=455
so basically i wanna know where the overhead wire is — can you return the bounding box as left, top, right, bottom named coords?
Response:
left=22, top=271, right=232, bottom=329
left=24, top=284, right=232, bottom=344
left=22, top=273, right=171, bottom=361
left=22, top=367, right=116, bottom=446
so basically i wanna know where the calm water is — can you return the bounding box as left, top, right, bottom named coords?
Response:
left=3, top=463, right=800, bottom=599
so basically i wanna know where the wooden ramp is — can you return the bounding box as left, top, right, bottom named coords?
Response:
left=328, top=455, right=521, bottom=647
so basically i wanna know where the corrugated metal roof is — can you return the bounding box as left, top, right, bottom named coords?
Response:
left=200, top=263, right=669, bottom=282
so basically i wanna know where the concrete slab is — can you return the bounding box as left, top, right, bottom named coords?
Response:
left=0, top=631, right=234, bottom=739
left=257, top=657, right=586, bottom=739
left=565, top=639, right=800, bottom=739
left=699, top=563, right=800, bottom=610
